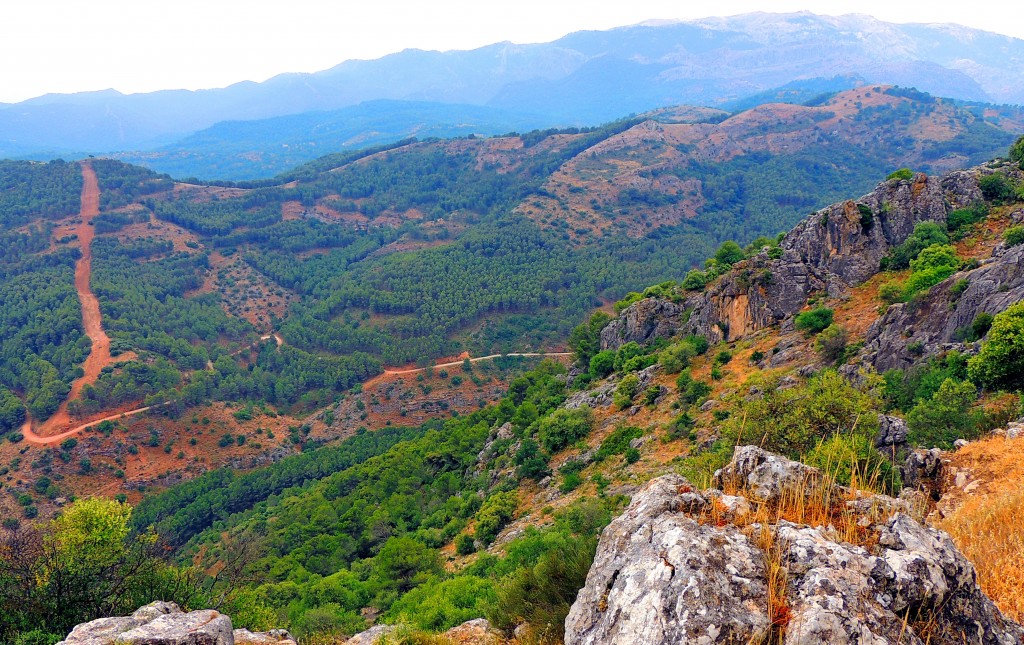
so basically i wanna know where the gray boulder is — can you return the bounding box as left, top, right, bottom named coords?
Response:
left=113, top=611, right=233, bottom=645
left=600, top=297, right=688, bottom=351
left=59, top=602, right=295, bottom=645
left=876, top=414, right=909, bottom=448
left=713, top=445, right=825, bottom=503
left=565, top=449, right=1023, bottom=645
left=564, top=475, right=771, bottom=644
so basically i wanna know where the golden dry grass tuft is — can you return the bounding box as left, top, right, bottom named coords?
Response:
left=940, top=487, right=1024, bottom=622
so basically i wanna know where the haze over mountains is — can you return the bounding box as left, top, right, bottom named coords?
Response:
left=3, top=11, right=1024, bottom=179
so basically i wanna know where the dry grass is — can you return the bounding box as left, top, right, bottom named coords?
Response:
left=939, top=487, right=1024, bottom=622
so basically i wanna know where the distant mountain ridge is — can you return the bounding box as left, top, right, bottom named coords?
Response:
left=2, top=11, right=1024, bottom=176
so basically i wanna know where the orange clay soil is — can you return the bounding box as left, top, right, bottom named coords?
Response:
left=23, top=163, right=123, bottom=445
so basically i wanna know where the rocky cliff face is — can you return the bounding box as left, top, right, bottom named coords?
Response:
left=604, top=168, right=986, bottom=348
left=863, top=209, right=1024, bottom=372
left=564, top=446, right=1023, bottom=645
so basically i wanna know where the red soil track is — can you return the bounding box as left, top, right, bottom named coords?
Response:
left=24, top=163, right=117, bottom=445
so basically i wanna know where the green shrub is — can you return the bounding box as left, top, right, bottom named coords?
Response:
left=714, top=241, right=746, bottom=266
left=455, top=534, right=476, bottom=556
left=1004, top=225, right=1024, bottom=247
left=676, top=440, right=733, bottom=488
left=794, top=307, right=834, bottom=335
left=595, top=426, right=644, bottom=461
left=659, top=341, right=696, bottom=373
left=1010, top=135, right=1024, bottom=169
left=588, top=351, right=616, bottom=378
left=687, top=335, right=710, bottom=356
left=613, top=374, right=641, bottom=410
left=537, top=407, right=594, bottom=453
left=681, top=269, right=709, bottom=291
left=475, top=492, right=519, bottom=544
left=624, top=447, right=641, bottom=464
left=815, top=324, right=849, bottom=363
left=614, top=292, right=642, bottom=313
left=488, top=537, right=596, bottom=640
left=722, top=370, right=879, bottom=458
left=887, top=168, right=914, bottom=181
left=979, top=174, right=1015, bottom=204
left=968, top=302, right=1024, bottom=390
left=907, top=378, right=979, bottom=449
left=13, top=631, right=62, bottom=645
left=901, top=244, right=960, bottom=299
left=714, top=350, right=733, bottom=365
left=947, top=203, right=989, bottom=235
left=881, top=222, right=949, bottom=271
left=665, top=412, right=696, bottom=441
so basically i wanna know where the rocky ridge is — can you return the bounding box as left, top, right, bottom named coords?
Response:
left=564, top=446, right=1024, bottom=644
left=602, top=164, right=1013, bottom=352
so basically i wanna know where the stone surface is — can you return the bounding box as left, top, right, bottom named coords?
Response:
left=713, top=444, right=825, bottom=503
left=343, top=624, right=396, bottom=645
left=564, top=474, right=771, bottom=644
left=59, top=603, right=296, bottom=645
left=565, top=449, right=1023, bottom=645
left=902, top=448, right=944, bottom=499
left=863, top=242, right=1024, bottom=372
left=233, top=629, right=296, bottom=644
left=113, top=610, right=232, bottom=645
left=599, top=297, right=688, bottom=351
left=609, top=167, right=983, bottom=349
left=876, top=414, right=909, bottom=448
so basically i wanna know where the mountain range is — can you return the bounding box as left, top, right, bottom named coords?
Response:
left=3, top=11, right=1024, bottom=179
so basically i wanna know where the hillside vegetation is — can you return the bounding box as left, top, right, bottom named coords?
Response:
left=4, top=139, right=1023, bottom=643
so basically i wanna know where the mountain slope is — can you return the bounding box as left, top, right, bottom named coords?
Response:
left=3, top=12, right=1024, bottom=161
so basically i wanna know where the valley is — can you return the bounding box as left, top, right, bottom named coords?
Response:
left=0, top=75, right=1023, bottom=643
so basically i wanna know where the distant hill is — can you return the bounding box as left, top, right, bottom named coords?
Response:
left=113, top=101, right=559, bottom=180
left=2, top=11, right=1024, bottom=168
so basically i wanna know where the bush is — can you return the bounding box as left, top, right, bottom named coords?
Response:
left=879, top=281, right=904, bottom=305
left=795, top=307, right=834, bottom=335
left=665, top=412, right=696, bottom=441
left=1011, top=134, right=1024, bottom=169
left=887, top=168, right=914, bottom=181
left=714, top=241, right=746, bottom=266
left=595, top=426, right=644, bottom=461
left=588, top=350, right=616, bottom=379
left=722, top=370, right=880, bottom=458
left=613, top=374, right=640, bottom=410
left=1004, top=225, right=1024, bottom=247
left=455, top=534, right=476, bottom=556
left=979, top=174, right=1015, bottom=204
left=907, top=378, right=979, bottom=449
left=488, top=537, right=596, bottom=641
left=881, top=222, right=949, bottom=271
left=947, top=203, right=989, bottom=235
left=681, top=269, right=709, bottom=291
left=714, top=350, right=733, bottom=365
left=537, top=407, right=594, bottom=453
left=816, top=324, right=849, bottom=363
left=475, top=492, right=519, bottom=544
left=968, top=302, right=1024, bottom=390
left=901, top=244, right=960, bottom=299
left=659, top=341, right=696, bottom=374
left=13, top=631, right=62, bottom=645
left=686, top=335, right=710, bottom=356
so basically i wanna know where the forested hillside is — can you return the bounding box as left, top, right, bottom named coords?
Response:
left=0, top=87, right=1022, bottom=515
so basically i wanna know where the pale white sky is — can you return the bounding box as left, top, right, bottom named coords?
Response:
left=1, top=0, right=1022, bottom=104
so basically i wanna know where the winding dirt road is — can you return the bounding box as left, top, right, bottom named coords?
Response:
left=380, top=352, right=572, bottom=376
left=19, top=165, right=570, bottom=445
left=23, top=163, right=117, bottom=445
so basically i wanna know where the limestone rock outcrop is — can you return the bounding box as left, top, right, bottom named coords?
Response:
left=564, top=447, right=1023, bottom=645
left=57, top=602, right=295, bottom=645
left=863, top=230, right=1024, bottom=372
left=608, top=168, right=984, bottom=347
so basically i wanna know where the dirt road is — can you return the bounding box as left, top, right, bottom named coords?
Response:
left=380, top=352, right=572, bottom=376
left=23, top=163, right=118, bottom=444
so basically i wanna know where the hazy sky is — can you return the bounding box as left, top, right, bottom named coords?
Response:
left=2, top=0, right=1023, bottom=103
